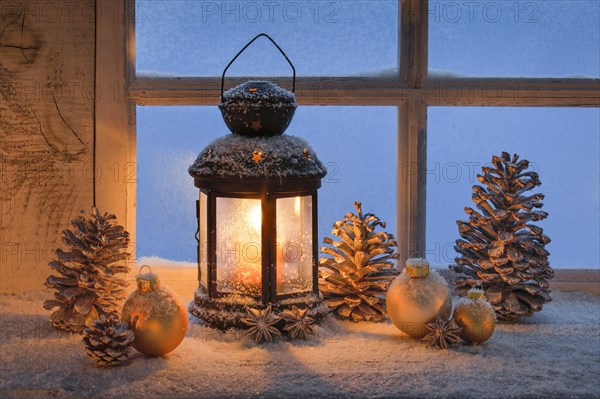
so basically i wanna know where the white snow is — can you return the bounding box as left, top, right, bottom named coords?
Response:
left=222, top=81, right=296, bottom=105
left=1, top=290, right=599, bottom=398
left=188, top=134, right=327, bottom=179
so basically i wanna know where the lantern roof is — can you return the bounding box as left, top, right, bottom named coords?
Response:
left=188, top=133, right=327, bottom=181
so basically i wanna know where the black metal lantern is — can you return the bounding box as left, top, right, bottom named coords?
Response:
left=188, top=34, right=328, bottom=330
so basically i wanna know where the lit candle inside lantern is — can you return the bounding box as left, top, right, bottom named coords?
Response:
left=216, top=198, right=262, bottom=295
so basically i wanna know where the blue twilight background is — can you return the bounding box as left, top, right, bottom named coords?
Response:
left=135, top=0, right=600, bottom=268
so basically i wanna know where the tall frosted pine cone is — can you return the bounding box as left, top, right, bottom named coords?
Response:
left=450, top=152, right=554, bottom=321
left=44, top=207, right=131, bottom=332
left=319, top=202, right=399, bottom=322
left=82, top=315, right=134, bottom=366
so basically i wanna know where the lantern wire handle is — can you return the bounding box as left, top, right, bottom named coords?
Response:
left=139, top=265, right=152, bottom=275
left=220, top=33, right=296, bottom=102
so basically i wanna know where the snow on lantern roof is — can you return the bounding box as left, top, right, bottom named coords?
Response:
left=188, top=133, right=326, bottom=180
left=221, top=81, right=296, bottom=107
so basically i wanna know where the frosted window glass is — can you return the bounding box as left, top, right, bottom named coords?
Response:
left=429, top=0, right=600, bottom=77
left=216, top=197, right=263, bottom=296
left=298, top=107, right=397, bottom=248
left=427, top=107, right=600, bottom=269
left=136, top=106, right=396, bottom=265
left=136, top=107, right=223, bottom=263
left=199, top=191, right=208, bottom=289
left=276, top=196, right=313, bottom=295
left=136, top=0, right=398, bottom=77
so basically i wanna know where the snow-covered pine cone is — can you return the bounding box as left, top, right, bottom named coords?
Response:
left=451, top=152, right=554, bottom=321
left=319, top=202, right=399, bottom=322
left=43, top=207, right=131, bottom=333
left=82, top=315, right=134, bottom=366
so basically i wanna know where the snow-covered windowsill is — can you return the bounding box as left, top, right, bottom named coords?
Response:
left=1, top=281, right=598, bottom=398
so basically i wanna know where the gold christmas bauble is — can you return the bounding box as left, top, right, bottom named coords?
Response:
left=386, top=258, right=452, bottom=338
left=453, top=288, right=496, bottom=344
left=122, top=267, right=188, bottom=357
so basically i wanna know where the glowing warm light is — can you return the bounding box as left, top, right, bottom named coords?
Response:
left=294, top=196, right=301, bottom=215
left=215, top=196, right=312, bottom=296
left=276, top=196, right=313, bottom=295
left=248, top=202, right=262, bottom=231
left=216, top=198, right=262, bottom=296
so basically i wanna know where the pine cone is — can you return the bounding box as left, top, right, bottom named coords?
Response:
left=450, top=152, right=554, bottom=321
left=319, top=202, right=399, bottom=322
left=43, top=208, right=131, bottom=332
left=83, top=315, right=134, bottom=366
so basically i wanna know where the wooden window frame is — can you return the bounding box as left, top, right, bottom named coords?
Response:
left=96, top=0, right=600, bottom=263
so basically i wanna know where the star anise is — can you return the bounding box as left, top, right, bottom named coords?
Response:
left=241, top=304, right=281, bottom=344
left=281, top=306, right=315, bottom=341
left=422, top=318, right=462, bottom=350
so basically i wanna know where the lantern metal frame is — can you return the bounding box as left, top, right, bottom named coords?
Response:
left=190, top=175, right=327, bottom=330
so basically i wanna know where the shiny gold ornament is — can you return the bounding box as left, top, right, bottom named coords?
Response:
left=386, top=258, right=452, bottom=338
left=122, top=266, right=188, bottom=356
left=453, top=288, right=496, bottom=344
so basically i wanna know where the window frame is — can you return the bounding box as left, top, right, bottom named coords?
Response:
left=95, top=0, right=600, bottom=262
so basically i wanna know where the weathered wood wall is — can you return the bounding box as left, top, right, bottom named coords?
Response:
left=0, top=0, right=95, bottom=291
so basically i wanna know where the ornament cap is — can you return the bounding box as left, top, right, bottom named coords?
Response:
left=405, top=258, right=430, bottom=278
left=467, top=288, right=486, bottom=301
left=136, top=265, right=161, bottom=292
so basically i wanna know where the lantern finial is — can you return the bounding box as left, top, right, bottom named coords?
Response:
left=219, top=34, right=297, bottom=137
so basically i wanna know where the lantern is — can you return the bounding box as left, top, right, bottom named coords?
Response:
left=188, top=34, right=328, bottom=330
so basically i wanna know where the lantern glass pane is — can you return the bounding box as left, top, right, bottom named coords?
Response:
left=215, top=197, right=262, bottom=296
left=199, top=191, right=208, bottom=289
left=276, top=196, right=313, bottom=295
left=135, top=0, right=398, bottom=77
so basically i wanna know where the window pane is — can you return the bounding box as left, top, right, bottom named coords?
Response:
left=277, top=196, right=313, bottom=295
left=427, top=107, right=600, bottom=269
left=136, top=107, right=219, bottom=265
left=429, top=0, right=600, bottom=77
left=216, top=197, right=262, bottom=296
left=136, top=106, right=396, bottom=266
left=136, top=0, right=398, bottom=77
left=297, top=107, right=397, bottom=255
